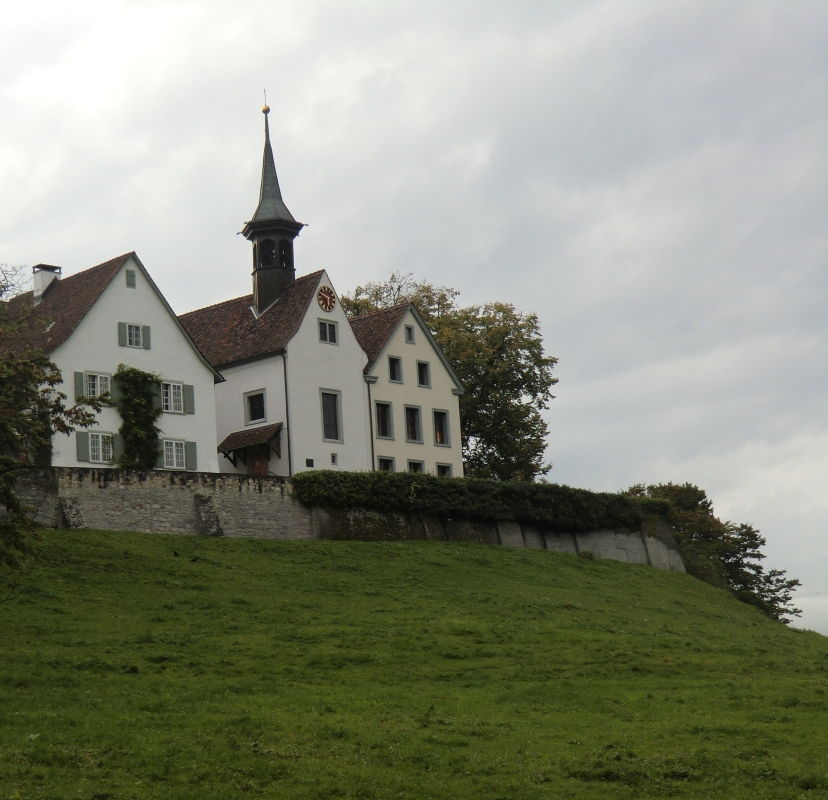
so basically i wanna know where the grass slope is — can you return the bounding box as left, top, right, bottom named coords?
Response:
left=2, top=531, right=827, bottom=800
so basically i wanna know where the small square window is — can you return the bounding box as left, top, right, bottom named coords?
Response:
left=433, top=410, right=450, bottom=446
left=378, top=457, right=395, bottom=472
left=405, top=325, right=415, bottom=343
left=408, top=460, right=424, bottom=473
left=127, top=323, right=142, bottom=348
left=319, top=320, right=338, bottom=344
left=245, top=391, right=266, bottom=424
left=164, top=439, right=186, bottom=470
left=417, top=362, right=430, bottom=387
left=405, top=406, right=422, bottom=442
left=306, top=458, right=315, bottom=468
left=125, top=269, right=136, bottom=288
left=375, top=402, right=393, bottom=439
left=161, top=382, right=183, bottom=413
left=437, top=463, right=452, bottom=477
left=389, top=357, right=402, bottom=383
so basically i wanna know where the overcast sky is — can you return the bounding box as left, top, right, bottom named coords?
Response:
left=2, top=1, right=827, bottom=631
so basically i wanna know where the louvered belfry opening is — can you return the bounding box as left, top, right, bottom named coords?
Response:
left=242, top=106, right=304, bottom=315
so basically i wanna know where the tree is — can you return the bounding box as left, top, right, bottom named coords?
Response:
left=626, top=482, right=801, bottom=622
left=1, top=264, right=102, bottom=577
left=342, top=273, right=558, bottom=480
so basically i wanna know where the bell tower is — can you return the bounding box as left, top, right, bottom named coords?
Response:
left=242, top=105, right=304, bottom=315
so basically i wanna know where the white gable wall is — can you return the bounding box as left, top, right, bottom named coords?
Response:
left=213, top=355, right=288, bottom=475
left=367, top=308, right=464, bottom=476
left=49, top=255, right=220, bottom=471
left=286, top=272, right=371, bottom=473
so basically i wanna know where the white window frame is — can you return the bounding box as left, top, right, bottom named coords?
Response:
left=417, top=361, right=431, bottom=388
left=433, top=409, right=451, bottom=447
left=85, top=372, right=111, bottom=398
left=320, top=389, right=343, bottom=443
left=404, top=325, right=415, bottom=344
left=161, top=382, right=184, bottom=413
left=436, top=463, right=453, bottom=477
left=318, top=319, right=339, bottom=345
left=375, top=401, right=394, bottom=440
left=244, top=389, right=267, bottom=425
left=377, top=456, right=395, bottom=472
left=126, top=323, right=143, bottom=348
left=89, top=432, right=114, bottom=464
left=388, top=356, right=403, bottom=384
left=404, top=405, right=423, bottom=443
left=407, top=460, right=425, bottom=473
left=163, top=439, right=186, bottom=470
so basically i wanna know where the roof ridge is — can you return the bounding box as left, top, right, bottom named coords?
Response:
left=180, top=293, right=253, bottom=318
left=348, top=301, right=411, bottom=322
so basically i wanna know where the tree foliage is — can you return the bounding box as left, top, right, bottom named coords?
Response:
left=342, top=273, right=558, bottom=480
left=111, top=365, right=162, bottom=470
left=626, top=482, right=801, bottom=622
left=1, top=264, right=103, bottom=574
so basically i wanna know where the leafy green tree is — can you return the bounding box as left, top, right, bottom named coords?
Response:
left=343, top=273, right=558, bottom=480
left=1, top=264, right=102, bottom=580
left=626, top=482, right=801, bottom=622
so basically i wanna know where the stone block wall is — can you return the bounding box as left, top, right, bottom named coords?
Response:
left=12, top=467, right=685, bottom=572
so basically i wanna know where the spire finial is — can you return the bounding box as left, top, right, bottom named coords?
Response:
left=263, top=89, right=269, bottom=115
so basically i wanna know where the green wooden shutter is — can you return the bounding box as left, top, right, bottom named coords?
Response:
left=113, top=434, right=124, bottom=463
left=151, top=383, right=162, bottom=410
left=118, top=322, right=127, bottom=346
left=76, top=432, right=90, bottom=462
left=183, top=384, right=195, bottom=414
left=185, top=441, right=197, bottom=471
left=74, top=372, right=85, bottom=399
left=142, top=325, right=151, bottom=349
left=156, top=444, right=166, bottom=469
left=110, top=375, right=122, bottom=401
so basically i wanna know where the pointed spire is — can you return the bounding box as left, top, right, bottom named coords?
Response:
left=251, top=105, right=296, bottom=224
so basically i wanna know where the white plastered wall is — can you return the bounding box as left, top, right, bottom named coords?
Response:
left=49, top=255, right=220, bottom=472
left=367, top=307, right=464, bottom=476
left=285, top=272, right=372, bottom=473
left=213, top=356, right=288, bottom=475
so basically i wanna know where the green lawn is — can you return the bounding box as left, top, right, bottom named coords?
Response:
left=2, top=530, right=827, bottom=799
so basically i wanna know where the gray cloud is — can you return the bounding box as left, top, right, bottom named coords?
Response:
left=2, top=0, right=827, bottom=629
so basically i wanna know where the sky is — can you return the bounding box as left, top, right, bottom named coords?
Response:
left=2, top=1, right=827, bottom=631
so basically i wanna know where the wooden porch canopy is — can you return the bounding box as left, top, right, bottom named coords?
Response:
left=217, top=422, right=283, bottom=467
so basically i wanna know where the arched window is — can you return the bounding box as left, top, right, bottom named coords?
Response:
left=279, top=239, right=294, bottom=269
left=259, top=239, right=275, bottom=267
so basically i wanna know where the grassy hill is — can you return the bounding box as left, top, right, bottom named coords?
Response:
left=2, top=531, right=827, bottom=799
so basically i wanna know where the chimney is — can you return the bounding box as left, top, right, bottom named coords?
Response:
left=32, top=264, right=61, bottom=306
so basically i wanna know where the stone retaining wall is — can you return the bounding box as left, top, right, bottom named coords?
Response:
left=12, top=467, right=685, bottom=571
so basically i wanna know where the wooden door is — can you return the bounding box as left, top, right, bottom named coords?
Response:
left=248, top=445, right=269, bottom=476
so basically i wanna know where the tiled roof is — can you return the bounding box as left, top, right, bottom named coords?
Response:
left=4, top=253, right=133, bottom=355
left=179, top=271, right=323, bottom=368
left=348, top=302, right=411, bottom=373
left=218, top=421, right=283, bottom=453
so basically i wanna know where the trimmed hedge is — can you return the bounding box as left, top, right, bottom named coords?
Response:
left=291, top=471, right=671, bottom=532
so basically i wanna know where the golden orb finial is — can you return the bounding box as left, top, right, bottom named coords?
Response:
left=262, top=104, right=270, bottom=114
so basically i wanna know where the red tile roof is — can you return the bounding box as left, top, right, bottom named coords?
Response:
left=348, top=302, right=411, bottom=373
left=179, top=271, right=323, bottom=368
left=218, top=421, right=283, bottom=453
left=4, top=253, right=133, bottom=355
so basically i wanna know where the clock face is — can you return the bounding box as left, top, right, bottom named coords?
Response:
left=317, top=286, right=336, bottom=312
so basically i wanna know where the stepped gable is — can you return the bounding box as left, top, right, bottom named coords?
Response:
left=348, top=302, right=411, bottom=373
left=4, top=253, right=133, bottom=356
left=179, top=270, right=323, bottom=369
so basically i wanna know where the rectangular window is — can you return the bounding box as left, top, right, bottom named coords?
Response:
left=405, top=325, right=415, bottom=343
left=375, top=402, right=393, bottom=439
left=433, top=410, right=450, bottom=446
left=321, top=391, right=341, bottom=441
left=164, top=439, right=186, bottom=470
left=245, top=391, right=266, bottom=424
left=389, top=356, right=402, bottom=383
left=125, top=269, right=136, bottom=288
left=408, top=460, right=424, bottom=473
left=85, top=372, right=110, bottom=397
left=89, top=433, right=113, bottom=463
left=405, top=406, right=422, bottom=442
left=331, top=453, right=338, bottom=466
left=127, top=323, right=142, bottom=348
left=319, top=320, right=338, bottom=344
left=437, top=463, right=452, bottom=477
left=378, top=457, right=395, bottom=472
left=306, top=458, right=315, bottom=468
left=417, top=361, right=431, bottom=387
left=161, top=382, right=183, bottom=413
